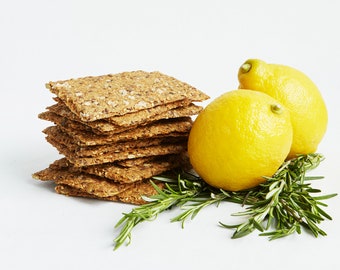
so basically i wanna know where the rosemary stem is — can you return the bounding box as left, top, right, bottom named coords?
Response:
left=113, top=153, right=336, bottom=250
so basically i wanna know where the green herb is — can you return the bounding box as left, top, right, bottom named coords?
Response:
left=113, top=153, right=336, bottom=250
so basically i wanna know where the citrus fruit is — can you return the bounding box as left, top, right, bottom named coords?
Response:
left=238, top=59, right=328, bottom=159
left=187, top=90, right=293, bottom=191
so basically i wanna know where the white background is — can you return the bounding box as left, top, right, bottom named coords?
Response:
left=1, top=0, right=340, bottom=269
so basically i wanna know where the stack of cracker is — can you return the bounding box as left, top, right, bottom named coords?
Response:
left=33, top=71, right=209, bottom=204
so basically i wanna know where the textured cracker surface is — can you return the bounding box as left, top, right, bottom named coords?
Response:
left=46, top=71, right=209, bottom=121
left=32, top=165, right=133, bottom=197
left=45, top=136, right=187, bottom=167
left=46, top=133, right=186, bottom=157
left=55, top=180, right=164, bottom=205
left=40, top=104, right=200, bottom=135
left=35, top=70, right=209, bottom=204
left=44, top=156, right=181, bottom=183
left=44, top=99, right=202, bottom=132
left=43, top=117, right=192, bottom=146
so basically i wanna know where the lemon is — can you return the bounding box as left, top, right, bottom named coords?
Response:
left=187, top=90, right=293, bottom=191
left=238, top=59, right=328, bottom=159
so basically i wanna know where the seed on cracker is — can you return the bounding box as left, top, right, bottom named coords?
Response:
left=55, top=180, right=164, bottom=205
left=34, top=70, right=209, bottom=204
left=45, top=135, right=187, bottom=167
left=43, top=117, right=192, bottom=146
left=44, top=100, right=202, bottom=133
left=46, top=71, right=209, bottom=122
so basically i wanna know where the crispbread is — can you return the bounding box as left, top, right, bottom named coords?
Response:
left=55, top=180, right=164, bottom=205
left=43, top=104, right=130, bottom=134
left=45, top=155, right=181, bottom=183
left=46, top=71, right=209, bottom=122
left=39, top=111, right=93, bottom=133
left=32, top=165, right=133, bottom=197
left=115, top=180, right=164, bottom=205
left=45, top=100, right=202, bottom=132
left=83, top=157, right=178, bottom=183
left=43, top=117, right=192, bottom=146
left=33, top=159, right=165, bottom=204
left=35, top=71, right=209, bottom=204
left=116, top=156, right=160, bottom=167
left=45, top=135, right=187, bottom=167
left=45, top=129, right=186, bottom=157
left=104, top=101, right=201, bottom=127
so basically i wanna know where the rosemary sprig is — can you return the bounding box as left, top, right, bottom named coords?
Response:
left=113, top=174, right=212, bottom=250
left=220, top=154, right=337, bottom=239
left=113, top=153, right=336, bottom=249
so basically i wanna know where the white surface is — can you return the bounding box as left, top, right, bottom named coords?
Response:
left=1, top=0, right=339, bottom=269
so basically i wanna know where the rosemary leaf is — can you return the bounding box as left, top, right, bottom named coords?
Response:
left=113, top=153, right=337, bottom=250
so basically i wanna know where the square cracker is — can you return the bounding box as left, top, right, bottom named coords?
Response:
left=55, top=180, right=164, bottom=205
left=45, top=129, right=186, bottom=157
left=32, top=164, right=133, bottom=197
left=41, top=101, right=201, bottom=134
left=45, top=135, right=187, bottom=167
left=103, top=101, right=201, bottom=127
left=43, top=117, right=192, bottom=146
left=46, top=71, right=209, bottom=122
left=39, top=111, right=93, bottom=133
left=48, top=155, right=182, bottom=183
left=33, top=161, right=164, bottom=205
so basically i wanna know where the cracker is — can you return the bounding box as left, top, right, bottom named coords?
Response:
left=77, top=155, right=181, bottom=183
left=32, top=165, right=132, bottom=197
left=43, top=156, right=180, bottom=183
left=45, top=135, right=187, bottom=167
left=40, top=118, right=187, bottom=156
left=116, top=156, right=160, bottom=167
left=33, top=159, right=165, bottom=204
left=39, top=111, right=94, bottom=133
left=46, top=130, right=186, bottom=157
left=46, top=71, right=209, bottom=122
left=55, top=180, right=164, bottom=205
left=115, top=180, right=164, bottom=205
left=104, top=100, right=198, bottom=127
left=44, top=103, right=130, bottom=134
left=43, top=117, right=192, bottom=146
left=45, top=100, right=201, bottom=133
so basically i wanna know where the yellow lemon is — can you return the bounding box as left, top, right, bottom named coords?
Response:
left=187, top=90, right=293, bottom=191
left=238, top=59, right=328, bottom=159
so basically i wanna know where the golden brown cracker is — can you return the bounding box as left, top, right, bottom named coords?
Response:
left=43, top=117, right=192, bottom=146
left=45, top=102, right=132, bottom=134
left=104, top=100, right=195, bottom=127
left=116, top=180, right=164, bottom=205
left=45, top=100, right=201, bottom=134
left=33, top=164, right=132, bottom=197
left=115, top=156, right=158, bottom=167
left=40, top=154, right=185, bottom=183
left=39, top=111, right=93, bottom=133
left=55, top=180, right=164, bottom=205
left=43, top=125, right=187, bottom=157
left=80, top=155, right=181, bottom=183
left=45, top=135, right=187, bottom=167
left=46, top=71, right=209, bottom=122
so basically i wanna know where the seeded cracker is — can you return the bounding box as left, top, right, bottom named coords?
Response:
left=55, top=181, right=164, bottom=205
left=33, top=158, right=164, bottom=204
left=43, top=117, right=192, bottom=146
left=40, top=104, right=201, bottom=135
left=34, top=70, right=209, bottom=204
left=45, top=136, right=187, bottom=167
left=38, top=156, right=181, bottom=183
left=45, top=99, right=202, bottom=133
left=46, top=71, right=209, bottom=122
left=47, top=135, right=186, bottom=158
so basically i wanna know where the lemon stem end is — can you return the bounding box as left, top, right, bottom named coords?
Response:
left=271, top=104, right=283, bottom=115
left=241, top=63, right=252, bottom=73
